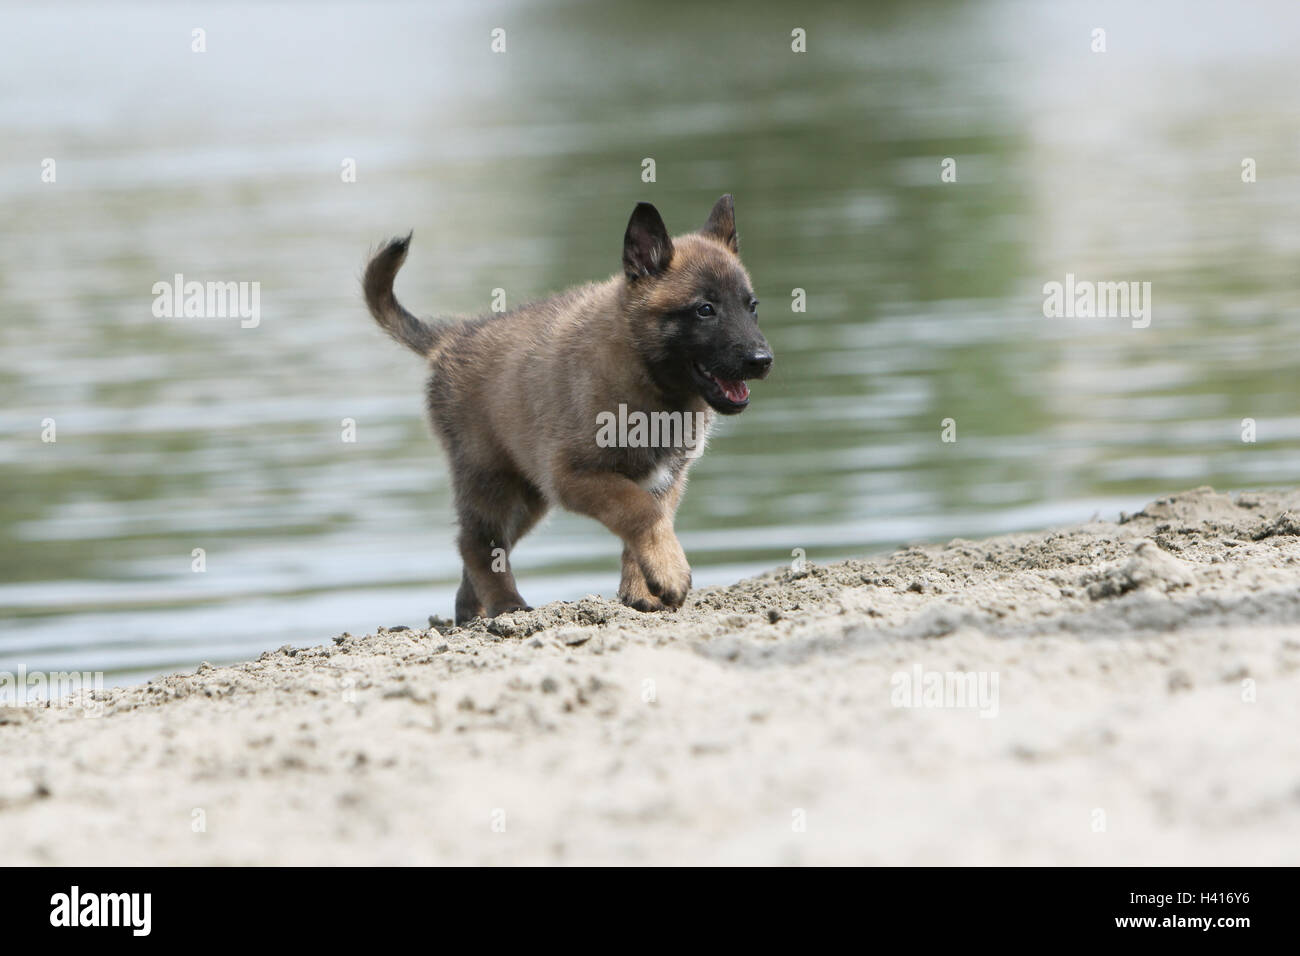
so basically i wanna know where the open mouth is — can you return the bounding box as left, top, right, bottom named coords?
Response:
left=691, top=362, right=750, bottom=412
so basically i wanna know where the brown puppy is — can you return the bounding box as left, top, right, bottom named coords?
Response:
left=363, top=195, right=772, bottom=624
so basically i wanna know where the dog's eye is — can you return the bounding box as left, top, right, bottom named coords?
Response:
left=748, top=299, right=759, bottom=314
left=696, top=303, right=715, bottom=317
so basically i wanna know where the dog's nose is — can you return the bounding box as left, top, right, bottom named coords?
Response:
left=742, top=350, right=773, bottom=379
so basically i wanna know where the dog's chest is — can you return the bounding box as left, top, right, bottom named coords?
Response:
left=595, top=403, right=713, bottom=495
left=636, top=459, right=679, bottom=494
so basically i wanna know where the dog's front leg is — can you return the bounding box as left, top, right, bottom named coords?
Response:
left=553, top=467, right=691, bottom=609
left=619, top=545, right=665, bottom=612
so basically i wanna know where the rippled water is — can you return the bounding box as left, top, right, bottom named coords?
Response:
left=3, top=0, right=1298, bottom=687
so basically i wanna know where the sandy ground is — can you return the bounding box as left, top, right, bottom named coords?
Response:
left=3, top=486, right=1299, bottom=865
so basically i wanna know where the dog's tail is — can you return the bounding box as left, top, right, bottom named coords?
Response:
left=363, top=233, right=444, bottom=356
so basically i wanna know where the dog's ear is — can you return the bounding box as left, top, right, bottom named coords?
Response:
left=701, top=193, right=738, bottom=253
left=623, top=203, right=674, bottom=280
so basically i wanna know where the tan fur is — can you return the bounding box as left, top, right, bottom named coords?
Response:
left=363, top=196, right=771, bottom=623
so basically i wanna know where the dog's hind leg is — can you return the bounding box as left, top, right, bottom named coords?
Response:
left=452, top=470, right=547, bottom=623
left=454, top=568, right=485, bottom=624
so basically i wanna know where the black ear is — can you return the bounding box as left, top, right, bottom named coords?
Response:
left=701, top=193, right=738, bottom=252
left=623, top=202, right=674, bottom=280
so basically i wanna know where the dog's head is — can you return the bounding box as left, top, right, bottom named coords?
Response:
left=622, top=195, right=773, bottom=415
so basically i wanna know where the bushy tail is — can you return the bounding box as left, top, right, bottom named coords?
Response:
left=363, top=233, right=442, bottom=356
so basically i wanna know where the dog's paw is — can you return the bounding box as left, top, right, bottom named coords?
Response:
left=619, top=563, right=668, bottom=612
left=637, top=530, right=691, bottom=609
left=487, top=602, right=533, bottom=617
left=620, top=591, right=667, bottom=613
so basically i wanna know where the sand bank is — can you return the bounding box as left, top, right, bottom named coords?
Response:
left=3, top=487, right=1298, bottom=865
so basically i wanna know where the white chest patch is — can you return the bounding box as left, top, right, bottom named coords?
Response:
left=637, top=460, right=678, bottom=494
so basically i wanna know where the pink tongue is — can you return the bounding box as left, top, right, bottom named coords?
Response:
left=714, top=376, right=749, bottom=403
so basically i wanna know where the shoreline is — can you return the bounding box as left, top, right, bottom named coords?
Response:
left=3, top=486, right=1299, bottom=865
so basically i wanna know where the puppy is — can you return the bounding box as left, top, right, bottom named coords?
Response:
left=363, top=195, right=772, bottom=623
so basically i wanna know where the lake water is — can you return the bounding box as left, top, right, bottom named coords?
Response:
left=3, top=0, right=1298, bottom=688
